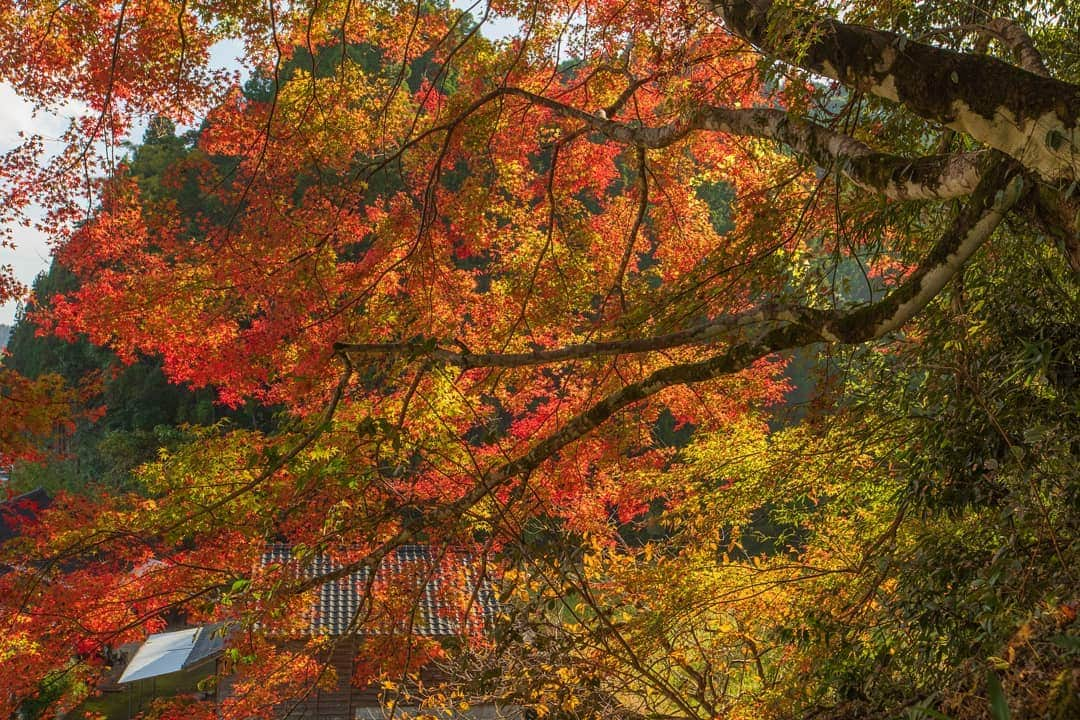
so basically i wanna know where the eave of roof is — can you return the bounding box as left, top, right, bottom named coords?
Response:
left=118, top=624, right=225, bottom=683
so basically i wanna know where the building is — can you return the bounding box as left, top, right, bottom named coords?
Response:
left=116, top=544, right=509, bottom=719
left=255, top=544, right=507, bottom=720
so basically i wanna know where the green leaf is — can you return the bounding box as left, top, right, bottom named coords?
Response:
left=986, top=671, right=1010, bottom=720
left=1049, top=634, right=1080, bottom=652
left=906, top=706, right=954, bottom=720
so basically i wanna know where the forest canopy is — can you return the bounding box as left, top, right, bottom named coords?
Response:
left=0, top=1, right=1077, bottom=719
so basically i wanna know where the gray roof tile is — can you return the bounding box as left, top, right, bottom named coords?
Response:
left=262, top=545, right=500, bottom=637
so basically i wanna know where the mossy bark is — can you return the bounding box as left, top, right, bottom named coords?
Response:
left=707, top=0, right=1080, bottom=182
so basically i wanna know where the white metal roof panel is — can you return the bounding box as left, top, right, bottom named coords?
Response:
left=118, top=627, right=199, bottom=683
left=118, top=624, right=224, bottom=683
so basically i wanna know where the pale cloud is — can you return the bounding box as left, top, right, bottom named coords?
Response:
left=0, top=36, right=248, bottom=325
left=0, top=84, right=81, bottom=324
left=0, top=84, right=75, bottom=146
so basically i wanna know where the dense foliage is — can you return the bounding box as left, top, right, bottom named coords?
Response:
left=0, top=1, right=1077, bottom=719
left=3, top=123, right=278, bottom=492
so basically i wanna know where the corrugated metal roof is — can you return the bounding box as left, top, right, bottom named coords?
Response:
left=119, top=624, right=225, bottom=683
left=188, top=623, right=227, bottom=665
left=262, top=545, right=500, bottom=637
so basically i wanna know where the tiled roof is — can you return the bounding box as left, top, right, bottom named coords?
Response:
left=262, top=544, right=501, bottom=637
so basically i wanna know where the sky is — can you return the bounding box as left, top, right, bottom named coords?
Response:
left=0, top=36, right=248, bottom=325
left=0, top=85, right=75, bottom=325
left=0, top=6, right=520, bottom=326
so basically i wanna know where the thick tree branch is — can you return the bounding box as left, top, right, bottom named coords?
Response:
left=971, top=19, right=1050, bottom=78
left=338, top=160, right=1023, bottom=375
left=829, top=160, right=1025, bottom=339
left=335, top=306, right=811, bottom=368
left=689, top=107, right=985, bottom=201
left=310, top=167, right=1022, bottom=598
left=316, top=162, right=1024, bottom=599
left=498, top=88, right=986, bottom=201
left=705, top=0, right=1080, bottom=182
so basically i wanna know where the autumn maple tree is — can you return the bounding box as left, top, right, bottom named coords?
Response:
left=0, top=0, right=1077, bottom=718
